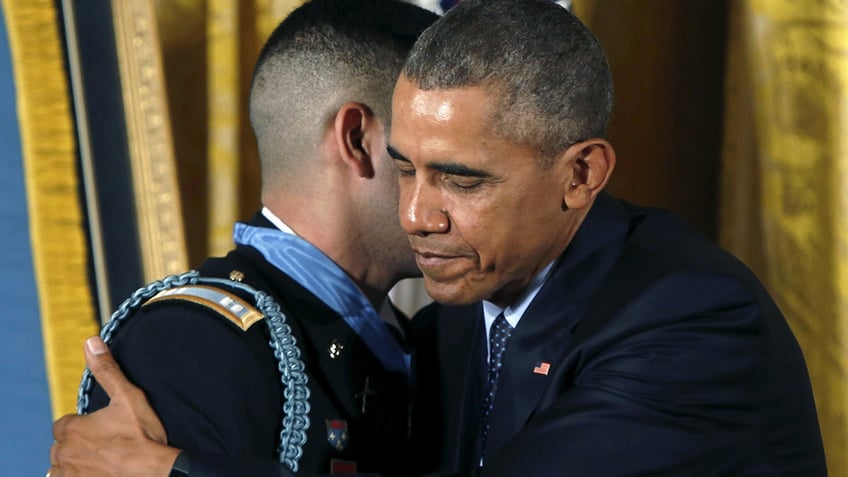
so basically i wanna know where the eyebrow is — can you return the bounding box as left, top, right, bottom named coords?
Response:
left=386, top=145, right=408, bottom=162
left=387, top=144, right=492, bottom=178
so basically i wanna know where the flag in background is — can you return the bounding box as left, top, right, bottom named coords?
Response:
left=1, top=0, right=101, bottom=474
left=0, top=4, right=54, bottom=474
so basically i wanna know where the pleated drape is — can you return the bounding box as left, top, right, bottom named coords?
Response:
left=721, top=2, right=848, bottom=473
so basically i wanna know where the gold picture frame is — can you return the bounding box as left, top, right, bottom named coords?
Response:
left=62, top=0, right=188, bottom=323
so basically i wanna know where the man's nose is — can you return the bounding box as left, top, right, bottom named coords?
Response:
left=399, top=180, right=449, bottom=236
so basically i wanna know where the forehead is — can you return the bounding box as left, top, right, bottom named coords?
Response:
left=390, top=78, right=549, bottom=176
left=394, top=79, right=499, bottom=124
left=390, top=78, right=499, bottom=156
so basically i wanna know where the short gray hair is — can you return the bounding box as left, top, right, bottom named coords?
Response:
left=403, top=0, right=613, bottom=163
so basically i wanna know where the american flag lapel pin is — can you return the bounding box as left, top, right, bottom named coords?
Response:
left=533, top=361, right=551, bottom=376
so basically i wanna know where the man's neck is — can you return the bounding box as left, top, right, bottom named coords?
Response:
left=261, top=206, right=392, bottom=310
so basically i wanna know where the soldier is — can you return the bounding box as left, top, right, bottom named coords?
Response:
left=51, top=1, right=438, bottom=476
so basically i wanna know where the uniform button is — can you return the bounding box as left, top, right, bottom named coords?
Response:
left=329, top=339, right=344, bottom=359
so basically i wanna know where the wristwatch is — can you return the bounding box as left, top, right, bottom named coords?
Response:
left=169, top=452, right=191, bottom=477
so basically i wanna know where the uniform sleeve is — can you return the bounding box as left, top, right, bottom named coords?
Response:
left=88, top=300, right=283, bottom=460
left=476, top=273, right=824, bottom=477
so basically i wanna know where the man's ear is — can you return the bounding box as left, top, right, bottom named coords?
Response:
left=561, top=138, right=616, bottom=210
left=333, top=101, right=380, bottom=178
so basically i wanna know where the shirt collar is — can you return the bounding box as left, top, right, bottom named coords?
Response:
left=261, top=207, right=296, bottom=235
left=482, top=259, right=558, bottom=340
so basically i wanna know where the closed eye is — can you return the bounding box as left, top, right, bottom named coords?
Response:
left=445, top=177, right=484, bottom=191
left=394, top=159, right=415, bottom=176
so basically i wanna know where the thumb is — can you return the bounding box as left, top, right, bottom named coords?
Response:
left=82, top=336, right=169, bottom=445
left=84, top=336, right=134, bottom=400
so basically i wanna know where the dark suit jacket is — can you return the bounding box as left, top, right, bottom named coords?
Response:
left=89, top=214, right=438, bottom=476
left=427, top=193, right=826, bottom=476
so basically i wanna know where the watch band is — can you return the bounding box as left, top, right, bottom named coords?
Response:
left=169, top=452, right=191, bottom=477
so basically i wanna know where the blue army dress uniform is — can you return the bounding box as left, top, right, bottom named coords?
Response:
left=87, top=212, right=438, bottom=476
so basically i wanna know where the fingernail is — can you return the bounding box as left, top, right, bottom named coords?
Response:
left=85, top=336, right=108, bottom=355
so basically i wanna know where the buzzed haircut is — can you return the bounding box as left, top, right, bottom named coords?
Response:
left=250, top=0, right=437, bottom=181
left=403, top=0, right=613, bottom=163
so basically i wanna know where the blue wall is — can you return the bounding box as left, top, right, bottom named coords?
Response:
left=0, top=5, right=54, bottom=474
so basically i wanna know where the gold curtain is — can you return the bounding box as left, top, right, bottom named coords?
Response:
left=721, top=1, right=848, bottom=474
left=155, top=0, right=304, bottom=264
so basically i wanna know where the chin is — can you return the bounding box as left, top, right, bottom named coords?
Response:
left=423, top=277, right=488, bottom=306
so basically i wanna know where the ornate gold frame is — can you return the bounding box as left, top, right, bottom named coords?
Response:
left=111, top=0, right=188, bottom=283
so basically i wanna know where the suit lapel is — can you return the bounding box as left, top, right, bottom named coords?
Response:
left=484, top=302, right=578, bottom=458
left=484, top=193, right=632, bottom=458
left=437, top=303, right=486, bottom=471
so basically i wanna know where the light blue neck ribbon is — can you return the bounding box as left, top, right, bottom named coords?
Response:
left=233, top=222, right=411, bottom=379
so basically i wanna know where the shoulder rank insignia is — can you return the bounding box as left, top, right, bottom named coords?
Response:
left=144, top=285, right=264, bottom=331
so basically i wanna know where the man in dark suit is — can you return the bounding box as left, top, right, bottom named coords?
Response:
left=389, top=1, right=825, bottom=474
left=51, top=0, right=826, bottom=476
left=49, top=0, right=439, bottom=476
left=390, top=1, right=825, bottom=474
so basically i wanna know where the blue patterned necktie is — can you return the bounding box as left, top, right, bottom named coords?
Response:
left=480, top=312, right=514, bottom=459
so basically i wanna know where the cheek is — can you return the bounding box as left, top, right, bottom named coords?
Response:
left=450, top=199, right=511, bottom=265
left=465, top=193, right=556, bottom=266
left=482, top=229, right=524, bottom=273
